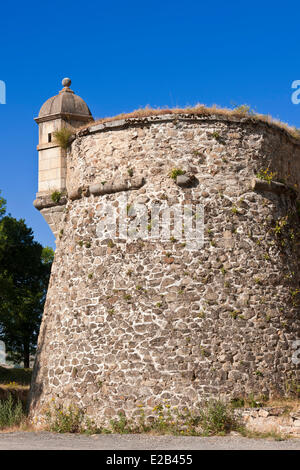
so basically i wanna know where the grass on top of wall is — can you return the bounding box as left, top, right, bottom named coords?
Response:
left=77, top=104, right=300, bottom=142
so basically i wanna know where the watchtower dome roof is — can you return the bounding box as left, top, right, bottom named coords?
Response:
left=35, top=78, right=93, bottom=123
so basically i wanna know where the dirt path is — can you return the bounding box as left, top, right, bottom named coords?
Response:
left=0, top=432, right=299, bottom=450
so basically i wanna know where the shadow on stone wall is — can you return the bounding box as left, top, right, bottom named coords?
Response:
left=26, top=321, right=48, bottom=416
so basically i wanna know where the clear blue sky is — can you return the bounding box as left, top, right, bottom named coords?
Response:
left=0, top=0, right=300, bottom=249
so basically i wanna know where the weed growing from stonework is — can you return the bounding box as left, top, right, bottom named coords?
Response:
left=284, top=377, right=300, bottom=399
left=43, top=400, right=242, bottom=436
left=233, top=104, right=253, bottom=115
left=51, top=191, right=62, bottom=204
left=230, top=397, right=245, bottom=409
left=45, top=401, right=103, bottom=434
left=230, top=310, right=239, bottom=319
left=169, top=168, right=185, bottom=180
left=211, top=131, right=221, bottom=141
left=290, top=288, right=300, bottom=297
left=197, top=400, right=239, bottom=436
left=256, top=167, right=277, bottom=184
left=192, top=149, right=203, bottom=157
left=53, top=127, right=73, bottom=149
left=273, top=216, right=288, bottom=235
left=199, top=346, right=209, bottom=357
left=231, top=394, right=268, bottom=409
left=45, top=403, right=83, bottom=433
left=110, top=413, right=134, bottom=434
left=110, top=400, right=242, bottom=436
left=290, top=288, right=300, bottom=307
left=255, top=370, right=263, bottom=377
left=107, top=239, right=115, bottom=248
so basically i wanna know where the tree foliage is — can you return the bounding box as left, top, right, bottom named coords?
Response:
left=0, top=211, right=54, bottom=368
left=0, top=191, right=6, bottom=219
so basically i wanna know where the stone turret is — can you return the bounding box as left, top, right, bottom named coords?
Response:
left=29, top=85, right=300, bottom=429
left=34, top=78, right=93, bottom=195
left=33, top=78, right=93, bottom=237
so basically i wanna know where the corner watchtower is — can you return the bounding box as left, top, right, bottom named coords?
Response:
left=34, top=78, right=93, bottom=196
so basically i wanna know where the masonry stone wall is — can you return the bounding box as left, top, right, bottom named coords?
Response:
left=29, top=114, right=300, bottom=426
left=239, top=406, right=300, bottom=437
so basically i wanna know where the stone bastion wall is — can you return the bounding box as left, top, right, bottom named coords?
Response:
left=29, top=113, right=300, bottom=426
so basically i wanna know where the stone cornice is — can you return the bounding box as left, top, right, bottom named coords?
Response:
left=33, top=177, right=145, bottom=211
left=36, top=142, right=61, bottom=151
left=34, top=113, right=94, bottom=124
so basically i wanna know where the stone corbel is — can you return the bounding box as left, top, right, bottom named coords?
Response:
left=33, top=194, right=68, bottom=211
left=251, top=178, right=298, bottom=200
left=34, top=177, right=145, bottom=211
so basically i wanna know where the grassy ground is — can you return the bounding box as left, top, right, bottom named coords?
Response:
left=231, top=396, right=300, bottom=411
left=0, top=368, right=30, bottom=403
left=0, top=367, right=31, bottom=428
left=0, top=366, right=32, bottom=386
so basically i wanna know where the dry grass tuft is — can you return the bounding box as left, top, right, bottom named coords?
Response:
left=53, top=127, right=73, bottom=149
left=77, top=104, right=300, bottom=142
left=0, top=419, right=36, bottom=433
left=264, top=398, right=300, bottom=411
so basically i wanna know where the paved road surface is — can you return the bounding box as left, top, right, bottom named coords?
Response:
left=0, top=432, right=299, bottom=450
